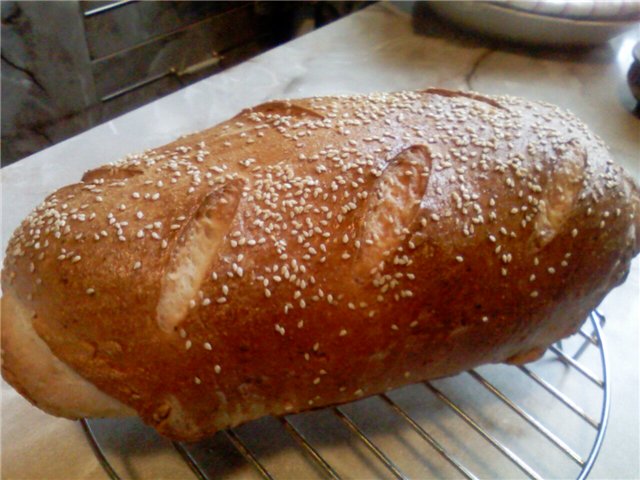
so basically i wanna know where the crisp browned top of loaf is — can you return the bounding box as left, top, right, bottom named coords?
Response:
left=3, top=89, right=639, bottom=440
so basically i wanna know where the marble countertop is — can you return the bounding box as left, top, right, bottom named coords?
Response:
left=2, top=3, right=639, bottom=479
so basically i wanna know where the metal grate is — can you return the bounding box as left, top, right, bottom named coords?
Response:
left=81, top=310, right=609, bottom=479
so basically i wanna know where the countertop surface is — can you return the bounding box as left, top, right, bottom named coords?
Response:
left=2, top=3, right=639, bottom=479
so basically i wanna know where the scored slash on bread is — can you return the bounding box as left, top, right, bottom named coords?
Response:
left=2, top=88, right=639, bottom=441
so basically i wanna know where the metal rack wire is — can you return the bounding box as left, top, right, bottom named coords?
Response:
left=81, top=310, right=609, bottom=480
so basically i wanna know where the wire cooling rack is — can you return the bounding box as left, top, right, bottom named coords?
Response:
left=81, top=311, right=609, bottom=480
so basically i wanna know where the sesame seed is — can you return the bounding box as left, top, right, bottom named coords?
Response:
left=133, top=261, right=142, bottom=270
left=339, top=329, right=347, bottom=336
left=214, top=365, right=221, bottom=374
left=455, top=255, right=464, bottom=263
left=185, top=340, right=192, bottom=350
left=86, top=288, right=95, bottom=295
left=194, top=377, right=201, bottom=385
left=204, top=342, right=212, bottom=350
left=313, top=377, right=321, bottom=385
left=571, top=228, right=578, bottom=238
left=71, top=255, right=82, bottom=263
left=530, top=291, right=539, bottom=298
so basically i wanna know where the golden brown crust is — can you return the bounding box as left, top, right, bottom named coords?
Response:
left=2, top=89, right=639, bottom=440
left=1, top=288, right=134, bottom=418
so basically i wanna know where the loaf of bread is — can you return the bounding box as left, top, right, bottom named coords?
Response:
left=2, top=89, right=639, bottom=441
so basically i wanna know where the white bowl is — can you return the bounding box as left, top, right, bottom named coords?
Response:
left=429, top=1, right=639, bottom=47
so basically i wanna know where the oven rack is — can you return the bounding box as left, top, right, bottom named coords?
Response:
left=81, top=310, right=609, bottom=480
